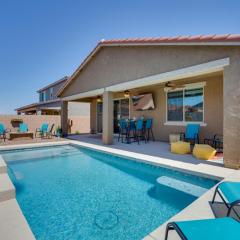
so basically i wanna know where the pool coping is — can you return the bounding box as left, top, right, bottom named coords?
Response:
left=0, top=140, right=239, bottom=240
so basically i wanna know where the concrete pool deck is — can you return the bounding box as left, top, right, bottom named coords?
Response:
left=0, top=139, right=239, bottom=240
left=67, top=134, right=224, bottom=167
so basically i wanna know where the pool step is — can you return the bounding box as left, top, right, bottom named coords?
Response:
left=156, top=176, right=208, bottom=197
left=0, top=173, right=15, bottom=202
left=0, top=156, right=7, bottom=173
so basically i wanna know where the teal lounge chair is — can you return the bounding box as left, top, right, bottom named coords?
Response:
left=180, top=124, right=200, bottom=144
left=212, top=181, right=240, bottom=217
left=35, top=123, right=49, bottom=138
left=45, top=124, right=55, bottom=138
left=165, top=217, right=240, bottom=240
left=0, top=123, right=10, bottom=141
left=19, top=123, right=28, bottom=133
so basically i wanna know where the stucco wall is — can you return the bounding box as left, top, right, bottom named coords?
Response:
left=129, top=74, right=223, bottom=142
left=0, top=115, right=90, bottom=134
left=61, top=45, right=237, bottom=97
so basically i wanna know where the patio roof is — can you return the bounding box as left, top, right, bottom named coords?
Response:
left=57, top=34, right=240, bottom=97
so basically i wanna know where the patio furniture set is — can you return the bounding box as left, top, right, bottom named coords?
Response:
left=118, top=118, right=222, bottom=160
left=170, top=123, right=223, bottom=160
left=165, top=181, right=240, bottom=240
left=0, top=123, right=55, bottom=141
left=118, top=118, right=155, bottom=144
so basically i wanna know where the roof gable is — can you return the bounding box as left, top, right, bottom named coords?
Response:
left=57, top=34, right=240, bottom=97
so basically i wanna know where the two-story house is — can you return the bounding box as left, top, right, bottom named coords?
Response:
left=16, top=76, right=90, bottom=117
left=16, top=76, right=68, bottom=115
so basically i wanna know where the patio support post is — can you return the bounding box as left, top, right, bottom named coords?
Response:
left=223, top=57, right=240, bottom=169
left=102, top=91, right=113, bottom=144
left=61, top=101, right=68, bottom=137
left=90, top=98, right=97, bottom=134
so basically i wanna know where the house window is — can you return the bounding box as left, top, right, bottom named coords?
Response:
left=39, top=92, right=45, bottom=102
left=166, top=85, right=204, bottom=124
left=50, top=87, right=53, bottom=100
left=184, top=88, right=203, bottom=122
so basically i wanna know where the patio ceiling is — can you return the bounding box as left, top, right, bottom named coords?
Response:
left=61, top=58, right=229, bottom=101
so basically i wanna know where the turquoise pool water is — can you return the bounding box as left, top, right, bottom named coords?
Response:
left=1, top=145, right=218, bottom=240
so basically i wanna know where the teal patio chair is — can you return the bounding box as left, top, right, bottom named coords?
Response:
left=145, top=118, right=155, bottom=142
left=19, top=123, right=28, bottom=133
left=135, top=118, right=146, bottom=144
left=0, top=123, right=10, bottom=141
left=165, top=217, right=240, bottom=240
left=35, top=123, right=49, bottom=138
left=45, top=124, right=55, bottom=139
left=180, top=124, right=200, bottom=144
left=118, top=119, right=128, bottom=143
left=212, top=181, right=240, bottom=217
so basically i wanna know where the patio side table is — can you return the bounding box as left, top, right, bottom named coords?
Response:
left=169, top=133, right=181, bottom=143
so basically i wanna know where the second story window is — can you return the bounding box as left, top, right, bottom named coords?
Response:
left=39, top=92, right=44, bottom=102
left=50, top=87, right=53, bottom=100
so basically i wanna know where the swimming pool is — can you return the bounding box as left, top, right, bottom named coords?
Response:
left=1, top=144, right=218, bottom=240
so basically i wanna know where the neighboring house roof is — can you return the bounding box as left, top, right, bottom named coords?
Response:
left=15, top=103, right=38, bottom=111
left=16, top=99, right=61, bottom=112
left=37, top=76, right=68, bottom=93
left=57, top=34, right=240, bottom=97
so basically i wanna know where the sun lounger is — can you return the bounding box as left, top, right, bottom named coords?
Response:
left=212, top=181, right=240, bottom=217
left=165, top=217, right=240, bottom=240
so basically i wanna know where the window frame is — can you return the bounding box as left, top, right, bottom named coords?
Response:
left=164, top=82, right=206, bottom=126
left=50, top=87, right=54, bottom=100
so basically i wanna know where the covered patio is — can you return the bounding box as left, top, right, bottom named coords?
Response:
left=60, top=59, right=226, bottom=167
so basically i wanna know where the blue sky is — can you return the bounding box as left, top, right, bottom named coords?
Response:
left=0, top=0, right=239, bottom=113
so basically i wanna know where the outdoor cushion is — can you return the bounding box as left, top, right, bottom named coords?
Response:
left=193, top=144, right=216, bottom=160
left=218, top=182, right=240, bottom=204
left=171, top=141, right=190, bottom=154
left=174, top=217, right=240, bottom=240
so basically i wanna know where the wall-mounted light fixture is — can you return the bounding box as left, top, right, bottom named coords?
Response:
left=97, top=96, right=102, bottom=103
left=124, top=90, right=130, bottom=98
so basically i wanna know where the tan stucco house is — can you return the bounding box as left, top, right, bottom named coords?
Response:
left=57, top=34, right=240, bottom=169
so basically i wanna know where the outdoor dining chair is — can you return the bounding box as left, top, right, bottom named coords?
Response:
left=145, top=118, right=155, bottom=142
left=135, top=118, right=146, bottom=144
left=180, top=124, right=200, bottom=144
left=204, top=134, right=223, bottom=152
left=118, top=119, right=128, bottom=143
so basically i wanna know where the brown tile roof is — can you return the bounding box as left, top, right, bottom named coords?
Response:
left=101, top=34, right=240, bottom=44
left=57, top=34, right=240, bottom=97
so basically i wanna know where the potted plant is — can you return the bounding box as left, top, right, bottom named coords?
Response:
left=56, top=126, right=62, bottom=138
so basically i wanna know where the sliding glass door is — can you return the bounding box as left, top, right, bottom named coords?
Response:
left=114, top=98, right=129, bottom=133
left=96, top=98, right=129, bottom=134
